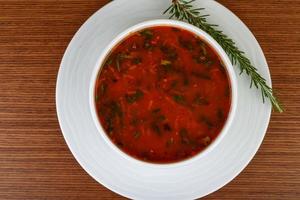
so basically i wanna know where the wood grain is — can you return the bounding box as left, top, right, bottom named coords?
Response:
left=0, top=0, right=299, bottom=199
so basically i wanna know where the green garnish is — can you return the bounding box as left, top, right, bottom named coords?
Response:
left=130, top=118, right=139, bottom=126
left=164, top=0, right=283, bottom=112
left=158, top=115, right=166, bottom=122
left=126, top=89, right=144, bottom=104
left=104, top=58, right=113, bottom=67
left=115, top=53, right=132, bottom=72
left=160, top=45, right=178, bottom=60
left=140, top=29, right=154, bottom=40
left=105, top=117, right=114, bottom=134
left=144, top=42, right=153, bottom=50
left=200, top=116, right=213, bottom=129
left=178, top=37, right=194, bottom=51
left=151, top=122, right=161, bottom=135
left=100, top=83, right=107, bottom=96
left=173, top=94, right=186, bottom=105
left=110, top=101, right=123, bottom=118
left=179, top=128, right=190, bottom=144
left=132, top=57, right=142, bottom=64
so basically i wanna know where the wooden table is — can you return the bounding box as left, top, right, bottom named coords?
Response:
left=0, top=1, right=299, bottom=199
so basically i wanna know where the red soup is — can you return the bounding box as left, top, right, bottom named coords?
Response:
left=95, top=26, right=231, bottom=163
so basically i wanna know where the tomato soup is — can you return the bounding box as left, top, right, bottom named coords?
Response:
left=95, top=26, right=231, bottom=163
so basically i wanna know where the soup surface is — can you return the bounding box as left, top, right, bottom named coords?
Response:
left=95, top=26, right=231, bottom=163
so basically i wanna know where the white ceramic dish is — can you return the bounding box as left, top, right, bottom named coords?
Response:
left=89, top=19, right=238, bottom=166
left=56, top=0, right=272, bottom=199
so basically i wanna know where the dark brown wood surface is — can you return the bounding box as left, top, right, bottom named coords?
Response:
left=0, top=0, right=299, bottom=199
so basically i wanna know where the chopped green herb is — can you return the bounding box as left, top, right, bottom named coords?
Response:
left=178, top=37, right=193, bottom=51
left=196, top=40, right=205, bottom=46
left=157, top=115, right=166, bottom=122
left=151, top=122, right=161, bottom=135
left=160, top=45, right=178, bottom=60
left=144, top=42, right=153, bottom=50
left=130, top=118, right=139, bottom=126
left=104, top=58, right=113, bottom=67
left=95, top=95, right=99, bottom=102
left=100, top=83, right=107, bottom=96
left=132, top=57, right=142, bottom=64
left=111, top=101, right=123, bottom=118
left=140, top=29, right=153, bottom=40
left=173, top=94, right=186, bottom=105
left=126, top=89, right=144, bottom=104
left=115, top=53, right=132, bottom=72
left=105, top=117, right=114, bottom=134
left=200, top=116, right=213, bottom=129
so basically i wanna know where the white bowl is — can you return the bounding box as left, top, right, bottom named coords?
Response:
left=89, top=19, right=238, bottom=167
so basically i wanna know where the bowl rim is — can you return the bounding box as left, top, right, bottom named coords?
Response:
left=89, top=19, right=238, bottom=168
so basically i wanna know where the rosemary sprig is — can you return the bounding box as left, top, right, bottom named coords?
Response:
left=164, top=0, right=283, bottom=112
